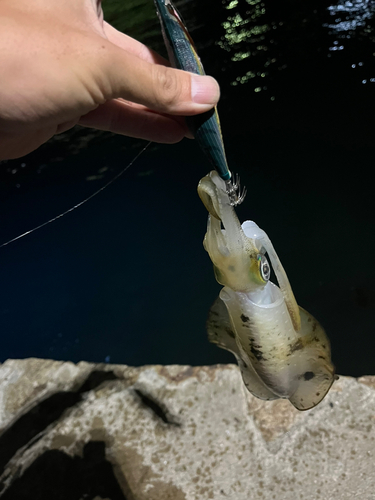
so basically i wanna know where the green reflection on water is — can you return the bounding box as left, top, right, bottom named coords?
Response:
left=218, top=0, right=272, bottom=88
left=226, top=0, right=239, bottom=10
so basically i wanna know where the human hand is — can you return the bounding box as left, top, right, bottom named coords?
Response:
left=0, top=0, right=220, bottom=160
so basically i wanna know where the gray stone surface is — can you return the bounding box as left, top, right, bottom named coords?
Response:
left=0, top=358, right=374, bottom=499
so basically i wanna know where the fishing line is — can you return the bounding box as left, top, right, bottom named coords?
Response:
left=0, top=141, right=151, bottom=248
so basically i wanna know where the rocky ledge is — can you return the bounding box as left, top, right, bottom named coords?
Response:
left=0, top=358, right=374, bottom=500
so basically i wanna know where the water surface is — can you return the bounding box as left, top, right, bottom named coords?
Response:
left=1, top=0, right=374, bottom=376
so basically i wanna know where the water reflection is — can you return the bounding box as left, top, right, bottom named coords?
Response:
left=323, top=0, right=375, bottom=83
left=216, top=0, right=375, bottom=95
left=217, top=0, right=275, bottom=93
left=324, top=0, right=375, bottom=33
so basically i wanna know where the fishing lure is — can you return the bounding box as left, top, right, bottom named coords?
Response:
left=154, top=0, right=246, bottom=206
left=198, top=171, right=335, bottom=410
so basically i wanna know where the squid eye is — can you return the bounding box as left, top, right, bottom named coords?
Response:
left=258, top=254, right=270, bottom=282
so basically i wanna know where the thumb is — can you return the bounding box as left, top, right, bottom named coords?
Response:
left=95, top=42, right=220, bottom=116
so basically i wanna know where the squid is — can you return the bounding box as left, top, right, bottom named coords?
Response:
left=154, top=0, right=335, bottom=410
left=198, top=171, right=335, bottom=410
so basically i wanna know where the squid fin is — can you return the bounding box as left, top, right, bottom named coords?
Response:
left=207, top=297, right=278, bottom=401
left=288, top=307, right=335, bottom=410
left=207, top=295, right=239, bottom=353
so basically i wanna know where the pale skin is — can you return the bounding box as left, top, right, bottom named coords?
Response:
left=0, top=0, right=220, bottom=160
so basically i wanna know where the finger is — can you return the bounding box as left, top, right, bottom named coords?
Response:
left=95, top=41, right=220, bottom=116
left=78, top=99, right=189, bottom=143
left=103, top=22, right=169, bottom=66
left=56, top=118, right=80, bottom=134
left=0, top=127, right=55, bottom=160
left=115, top=99, right=194, bottom=139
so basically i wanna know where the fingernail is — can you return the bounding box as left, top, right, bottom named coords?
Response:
left=191, top=75, right=220, bottom=105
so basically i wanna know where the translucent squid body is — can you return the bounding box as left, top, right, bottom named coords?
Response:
left=198, top=171, right=335, bottom=410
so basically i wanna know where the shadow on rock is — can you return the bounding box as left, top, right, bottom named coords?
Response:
left=0, top=370, right=118, bottom=478
left=1, top=441, right=129, bottom=500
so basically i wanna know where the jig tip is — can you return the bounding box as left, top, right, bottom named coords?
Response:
left=225, top=174, right=247, bottom=207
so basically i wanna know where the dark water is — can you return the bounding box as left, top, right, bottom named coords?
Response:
left=1, top=0, right=374, bottom=376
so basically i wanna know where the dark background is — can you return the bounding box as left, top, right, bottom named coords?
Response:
left=0, top=0, right=374, bottom=376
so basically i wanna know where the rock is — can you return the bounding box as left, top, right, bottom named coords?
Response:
left=0, top=358, right=374, bottom=500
